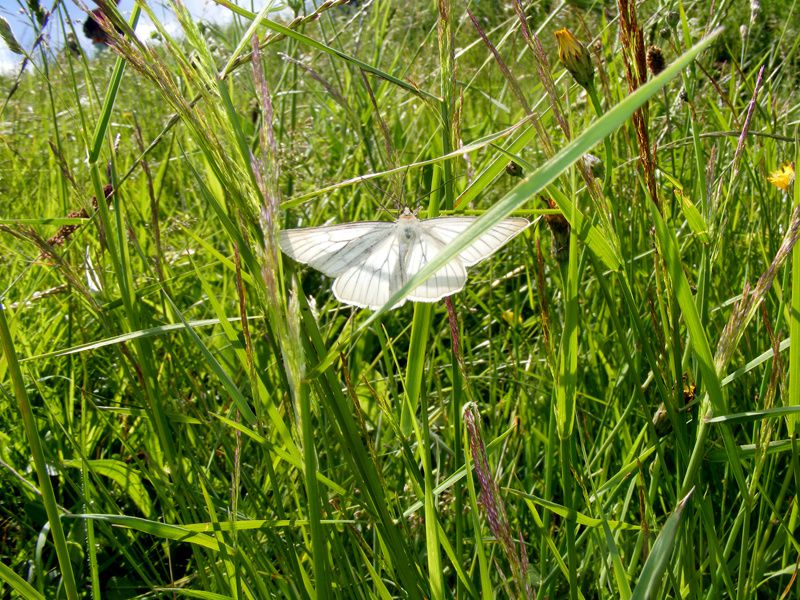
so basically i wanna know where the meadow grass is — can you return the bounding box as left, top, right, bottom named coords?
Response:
left=1, top=0, right=799, bottom=597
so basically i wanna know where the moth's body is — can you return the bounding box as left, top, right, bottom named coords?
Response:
left=279, top=208, right=528, bottom=309
left=396, top=210, right=430, bottom=286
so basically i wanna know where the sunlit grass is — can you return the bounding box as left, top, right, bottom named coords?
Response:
left=1, top=0, right=799, bottom=598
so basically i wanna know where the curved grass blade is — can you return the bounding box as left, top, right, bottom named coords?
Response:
left=0, top=559, right=45, bottom=600
left=20, top=317, right=263, bottom=362
left=508, top=489, right=639, bottom=531
left=153, top=589, right=232, bottom=600
left=284, top=117, right=530, bottom=208
left=74, top=514, right=222, bottom=550
left=648, top=200, right=748, bottom=497
left=402, top=418, right=518, bottom=517
left=705, top=405, right=800, bottom=425
left=63, top=459, right=153, bottom=517
left=721, top=338, right=790, bottom=386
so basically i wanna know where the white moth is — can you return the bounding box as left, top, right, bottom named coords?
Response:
left=278, top=208, right=529, bottom=310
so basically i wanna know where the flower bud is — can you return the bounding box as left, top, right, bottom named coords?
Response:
left=505, top=161, right=524, bottom=178
left=646, top=45, right=665, bottom=77
left=750, top=0, right=760, bottom=24
left=652, top=403, right=671, bottom=436
left=554, top=28, right=595, bottom=90
left=543, top=198, right=570, bottom=262
left=580, top=153, right=604, bottom=180
left=666, top=10, right=679, bottom=27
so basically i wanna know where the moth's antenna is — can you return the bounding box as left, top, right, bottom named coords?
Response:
left=412, top=172, right=467, bottom=215
left=392, top=166, right=411, bottom=215
left=375, top=197, right=392, bottom=218
left=361, top=70, right=404, bottom=214
left=358, top=178, right=393, bottom=218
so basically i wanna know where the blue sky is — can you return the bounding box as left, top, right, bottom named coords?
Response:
left=0, top=0, right=278, bottom=74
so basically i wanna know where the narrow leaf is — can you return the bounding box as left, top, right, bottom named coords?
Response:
left=631, top=489, right=693, bottom=600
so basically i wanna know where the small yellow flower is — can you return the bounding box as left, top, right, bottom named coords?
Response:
left=554, top=28, right=595, bottom=89
left=767, top=162, right=795, bottom=191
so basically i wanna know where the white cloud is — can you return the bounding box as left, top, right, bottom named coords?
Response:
left=139, top=0, right=294, bottom=32
left=134, top=12, right=181, bottom=41
left=179, top=0, right=239, bottom=23
left=0, top=44, right=22, bottom=75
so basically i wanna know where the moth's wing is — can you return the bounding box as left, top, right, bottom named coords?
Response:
left=279, top=222, right=395, bottom=277
left=331, top=233, right=406, bottom=309
left=404, top=229, right=468, bottom=303
left=421, top=217, right=529, bottom=267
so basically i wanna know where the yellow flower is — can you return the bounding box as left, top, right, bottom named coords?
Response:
left=554, top=28, right=595, bottom=89
left=767, top=162, right=795, bottom=191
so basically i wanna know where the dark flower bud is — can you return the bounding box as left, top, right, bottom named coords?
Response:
left=646, top=45, right=665, bottom=77
left=652, top=403, right=671, bottom=436
left=666, top=10, right=679, bottom=27
left=542, top=198, right=570, bottom=262
left=505, top=161, right=524, bottom=178
left=65, top=32, right=80, bottom=56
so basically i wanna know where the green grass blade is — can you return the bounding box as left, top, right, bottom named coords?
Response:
left=508, top=489, right=639, bottom=531
left=601, top=517, right=633, bottom=599
left=63, top=459, right=153, bottom=516
left=401, top=304, right=432, bottom=434
left=297, top=293, right=426, bottom=598
left=555, top=229, right=579, bottom=440
left=87, top=5, right=140, bottom=164
left=788, top=141, right=800, bottom=435
left=705, top=405, right=800, bottom=425
left=75, top=514, right=223, bottom=550
left=631, top=490, right=693, bottom=600
left=0, top=550, right=46, bottom=599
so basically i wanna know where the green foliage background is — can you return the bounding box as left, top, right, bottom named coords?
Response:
left=1, top=0, right=799, bottom=597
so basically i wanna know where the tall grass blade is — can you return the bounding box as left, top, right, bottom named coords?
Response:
left=788, top=142, right=800, bottom=434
